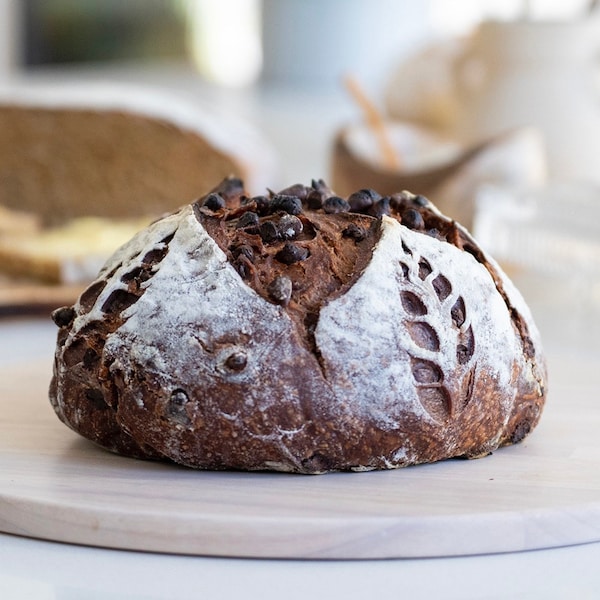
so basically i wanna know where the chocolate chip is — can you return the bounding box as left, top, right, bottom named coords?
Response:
left=52, top=306, right=76, bottom=328
left=236, top=211, right=259, bottom=230
left=311, top=179, right=333, bottom=195
left=259, top=221, right=279, bottom=243
left=276, top=242, right=309, bottom=265
left=211, top=176, right=244, bottom=200
left=367, top=197, right=391, bottom=217
left=269, top=194, right=303, bottom=215
left=306, top=190, right=325, bottom=209
left=342, top=223, right=367, bottom=241
left=225, top=351, right=247, bottom=372
left=277, top=214, right=303, bottom=240
left=231, top=244, right=254, bottom=262
left=402, top=208, right=425, bottom=231
left=277, top=183, right=310, bottom=200
left=252, top=195, right=271, bottom=215
left=323, top=196, right=351, bottom=214
left=267, top=276, right=292, bottom=305
left=306, top=179, right=334, bottom=209
left=414, top=194, right=429, bottom=207
left=202, top=193, right=225, bottom=211
left=348, top=188, right=380, bottom=212
left=389, top=191, right=413, bottom=210
left=235, top=255, right=254, bottom=279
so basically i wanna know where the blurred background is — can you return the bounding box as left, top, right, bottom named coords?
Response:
left=2, top=1, right=594, bottom=85
left=1, top=0, right=599, bottom=350
left=3, top=0, right=598, bottom=180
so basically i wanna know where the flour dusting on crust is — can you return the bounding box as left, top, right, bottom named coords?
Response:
left=49, top=180, right=547, bottom=473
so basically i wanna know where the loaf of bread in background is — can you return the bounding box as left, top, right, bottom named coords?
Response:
left=0, top=82, right=276, bottom=283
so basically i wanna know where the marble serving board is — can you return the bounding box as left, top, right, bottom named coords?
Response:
left=0, top=354, right=599, bottom=560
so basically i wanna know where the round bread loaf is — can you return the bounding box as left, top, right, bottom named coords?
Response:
left=49, top=178, right=547, bottom=474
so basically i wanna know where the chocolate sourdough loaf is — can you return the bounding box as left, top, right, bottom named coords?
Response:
left=49, top=177, right=547, bottom=473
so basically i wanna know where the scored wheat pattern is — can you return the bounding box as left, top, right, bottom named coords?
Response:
left=398, top=238, right=476, bottom=423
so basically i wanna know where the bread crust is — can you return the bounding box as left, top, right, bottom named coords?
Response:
left=49, top=180, right=547, bottom=473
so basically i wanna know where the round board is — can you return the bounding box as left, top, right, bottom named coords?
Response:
left=1, top=353, right=599, bottom=559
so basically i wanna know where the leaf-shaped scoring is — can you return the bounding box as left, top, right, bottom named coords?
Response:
left=398, top=236, right=477, bottom=423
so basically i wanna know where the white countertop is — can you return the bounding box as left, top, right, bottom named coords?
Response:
left=2, top=527, right=600, bottom=600
left=2, top=63, right=600, bottom=599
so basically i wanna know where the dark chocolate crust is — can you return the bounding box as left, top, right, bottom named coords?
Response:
left=49, top=178, right=547, bottom=473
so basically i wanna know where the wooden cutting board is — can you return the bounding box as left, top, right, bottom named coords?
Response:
left=0, top=280, right=83, bottom=316
left=1, top=354, right=599, bottom=559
